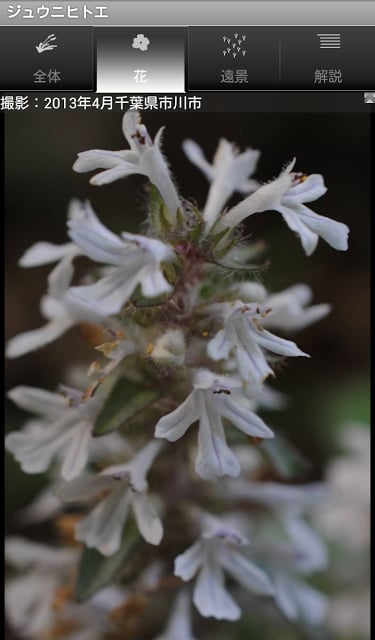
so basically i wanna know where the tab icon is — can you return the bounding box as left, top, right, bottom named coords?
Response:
left=317, top=33, right=341, bottom=49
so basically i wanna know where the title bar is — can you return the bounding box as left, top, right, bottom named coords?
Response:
left=1, top=1, right=375, bottom=26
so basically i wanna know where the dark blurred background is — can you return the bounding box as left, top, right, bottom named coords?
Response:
left=4, top=111, right=370, bottom=638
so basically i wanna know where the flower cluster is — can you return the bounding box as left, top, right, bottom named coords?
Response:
left=5, top=112, right=349, bottom=639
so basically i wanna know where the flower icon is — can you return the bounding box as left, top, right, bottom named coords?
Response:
left=132, top=33, right=150, bottom=52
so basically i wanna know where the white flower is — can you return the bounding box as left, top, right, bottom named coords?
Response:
left=207, top=302, right=308, bottom=396
left=56, top=440, right=164, bottom=556
left=150, top=329, right=186, bottom=366
left=5, top=537, right=78, bottom=638
left=73, top=111, right=182, bottom=222
left=183, top=137, right=260, bottom=233
left=174, top=518, right=274, bottom=621
left=5, top=385, right=106, bottom=480
left=14, top=485, right=62, bottom=526
left=224, top=481, right=328, bottom=573
left=246, top=537, right=328, bottom=626
left=274, top=573, right=328, bottom=626
left=67, top=200, right=175, bottom=315
left=220, top=160, right=349, bottom=255
left=155, top=369, right=273, bottom=480
left=5, top=236, right=106, bottom=359
left=154, top=590, right=197, bottom=640
left=233, top=282, right=331, bottom=331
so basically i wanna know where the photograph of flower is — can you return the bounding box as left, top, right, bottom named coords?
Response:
left=5, top=110, right=370, bottom=640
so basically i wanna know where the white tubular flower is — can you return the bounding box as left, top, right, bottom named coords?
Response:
left=248, top=537, right=328, bottom=626
left=73, top=111, right=182, bottom=222
left=5, top=385, right=106, bottom=481
left=5, top=537, right=78, bottom=638
left=207, top=302, right=308, bottom=397
left=174, top=518, right=274, bottom=621
left=66, top=200, right=175, bottom=315
left=56, top=440, right=164, bottom=556
left=234, top=282, right=331, bottom=331
left=273, top=572, right=328, bottom=627
left=154, top=590, right=197, bottom=640
left=150, top=329, right=186, bottom=366
left=14, top=485, right=62, bottom=526
left=219, top=160, right=349, bottom=255
left=183, top=137, right=260, bottom=233
left=224, top=481, right=328, bottom=573
left=5, top=238, right=100, bottom=359
left=155, top=369, right=273, bottom=480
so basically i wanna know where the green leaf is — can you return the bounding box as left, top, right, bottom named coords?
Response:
left=132, top=292, right=172, bottom=308
left=93, top=377, right=160, bottom=436
left=259, top=434, right=310, bottom=480
left=209, top=226, right=233, bottom=251
left=188, top=220, right=204, bottom=243
left=75, top=533, right=138, bottom=601
left=148, top=184, right=171, bottom=233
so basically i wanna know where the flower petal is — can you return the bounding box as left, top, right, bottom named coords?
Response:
left=7, top=386, right=67, bottom=419
left=182, top=139, right=214, bottom=181
left=5, top=420, right=72, bottom=475
left=90, top=162, right=139, bottom=186
left=5, top=317, right=74, bottom=359
left=274, top=573, right=328, bottom=625
left=218, top=395, right=274, bottom=439
left=193, top=559, right=240, bottom=620
left=75, top=483, right=131, bottom=556
left=207, top=327, right=234, bottom=361
left=131, top=491, right=163, bottom=545
left=19, top=242, right=77, bottom=267
left=5, top=574, right=56, bottom=636
left=56, top=473, right=115, bottom=502
left=263, top=284, right=331, bottom=332
left=297, top=204, right=349, bottom=252
left=278, top=206, right=319, bottom=255
left=15, top=487, right=62, bottom=525
left=126, top=440, right=163, bottom=492
left=155, top=590, right=197, bottom=640
left=174, top=541, right=205, bottom=581
left=139, top=128, right=182, bottom=221
left=220, top=547, right=275, bottom=596
left=234, top=320, right=274, bottom=390
left=60, top=421, right=92, bottom=480
left=281, top=516, right=328, bottom=572
left=283, top=174, right=327, bottom=204
left=67, top=200, right=127, bottom=265
left=250, top=323, right=309, bottom=358
left=195, top=392, right=241, bottom=479
left=273, top=573, right=300, bottom=621
left=138, top=264, right=173, bottom=298
left=5, top=536, right=77, bottom=569
left=220, top=160, right=295, bottom=229
left=69, top=265, right=141, bottom=316
left=73, top=149, right=136, bottom=173
left=47, top=248, right=80, bottom=298
left=289, top=578, right=328, bottom=625
left=155, top=393, right=198, bottom=442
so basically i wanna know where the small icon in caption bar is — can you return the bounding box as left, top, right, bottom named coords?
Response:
left=364, top=92, right=375, bottom=103
left=317, top=33, right=341, bottom=49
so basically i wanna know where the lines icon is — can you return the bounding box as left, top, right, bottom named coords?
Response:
left=317, top=33, right=341, bottom=49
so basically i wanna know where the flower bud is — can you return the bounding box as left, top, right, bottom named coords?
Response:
left=150, top=329, right=186, bottom=366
